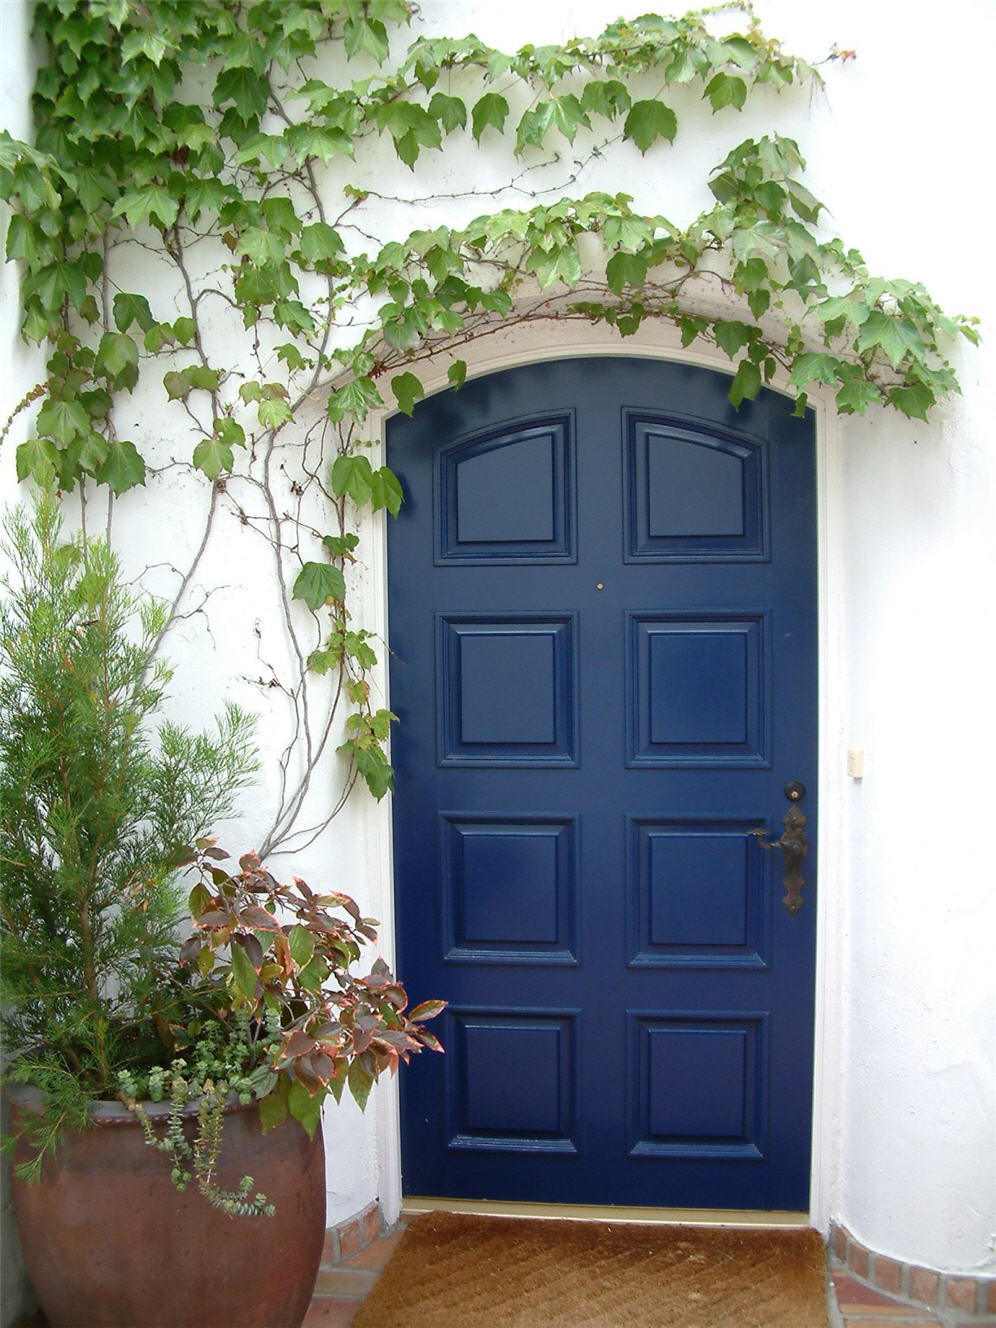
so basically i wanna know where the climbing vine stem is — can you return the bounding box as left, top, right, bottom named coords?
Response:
left=0, top=0, right=978, bottom=841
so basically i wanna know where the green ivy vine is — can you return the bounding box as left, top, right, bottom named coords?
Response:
left=0, top=0, right=978, bottom=831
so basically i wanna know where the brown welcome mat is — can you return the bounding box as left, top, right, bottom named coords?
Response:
left=352, top=1210, right=828, bottom=1328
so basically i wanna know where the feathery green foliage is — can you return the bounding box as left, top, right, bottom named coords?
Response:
left=0, top=499, right=256, bottom=1170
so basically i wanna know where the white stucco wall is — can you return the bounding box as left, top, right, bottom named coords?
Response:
left=1, top=3, right=45, bottom=1322
left=1, top=0, right=993, bottom=1280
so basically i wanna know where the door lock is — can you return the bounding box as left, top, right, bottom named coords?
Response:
left=749, top=781, right=809, bottom=916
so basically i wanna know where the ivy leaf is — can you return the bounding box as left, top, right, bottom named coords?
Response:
left=121, top=27, right=169, bottom=66
left=274, top=300, right=316, bottom=333
left=187, top=365, right=220, bottom=392
left=298, top=222, right=345, bottom=265
left=5, top=214, right=43, bottom=265
left=183, top=177, right=233, bottom=221
left=856, top=312, right=925, bottom=369
left=96, top=332, right=139, bottom=389
left=322, top=532, right=360, bottom=558
left=327, top=377, right=384, bottom=424
left=551, top=93, right=589, bottom=143
left=350, top=743, right=394, bottom=800
left=217, top=416, right=248, bottom=454
left=369, top=466, right=404, bottom=516
left=112, top=184, right=179, bottom=230
left=531, top=244, right=581, bottom=288
left=816, top=294, right=870, bottom=330
left=112, top=292, right=155, bottom=333
left=623, top=100, right=677, bottom=153
left=163, top=370, right=191, bottom=401
left=213, top=66, right=269, bottom=124
left=95, top=439, right=146, bottom=494
left=36, top=398, right=91, bottom=444
left=789, top=352, right=840, bottom=392
left=835, top=378, right=882, bottom=414
left=261, top=196, right=301, bottom=234
left=428, top=92, right=466, bottom=134
left=331, top=454, right=374, bottom=506
left=232, top=132, right=286, bottom=167
left=679, top=316, right=709, bottom=348
left=581, top=79, right=631, bottom=119
left=77, top=432, right=109, bottom=475
left=713, top=320, right=754, bottom=358
left=471, top=92, right=509, bottom=142
left=293, top=562, right=346, bottom=610
left=273, top=342, right=307, bottom=371
left=258, top=397, right=294, bottom=430
left=192, top=435, right=234, bottom=481
left=285, top=124, right=354, bottom=164
left=887, top=382, right=934, bottom=420
left=728, top=357, right=762, bottom=409
left=516, top=102, right=555, bottom=152
left=447, top=359, right=467, bottom=389
left=606, top=251, right=648, bottom=296
left=602, top=212, right=655, bottom=250
left=348, top=636, right=380, bottom=672
left=15, top=437, right=60, bottom=487
left=236, top=227, right=286, bottom=264
left=24, top=260, right=89, bottom=313
left=376, top=103, right=441, bottom=167
left=705, top=72, right=748, bottom=112
left=391, top=370, right=424, bottom=416
left=343, top=15, right=390, bottom=64
left=734, top=257, right=768, bottom=293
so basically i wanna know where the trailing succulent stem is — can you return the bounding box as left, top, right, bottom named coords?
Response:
left=0, top=0, right=979, bottom=828
left=119, top=1033, right=277, bottom=1219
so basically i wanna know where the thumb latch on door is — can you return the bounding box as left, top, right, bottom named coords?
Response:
left=749, top=781, right=809, bottom=917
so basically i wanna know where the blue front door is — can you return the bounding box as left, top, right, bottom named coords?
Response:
left=387, top=357, right=817, bottom=1210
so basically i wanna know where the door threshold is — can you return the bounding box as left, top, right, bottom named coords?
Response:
left=402, top=1197, right=811, bottom=1229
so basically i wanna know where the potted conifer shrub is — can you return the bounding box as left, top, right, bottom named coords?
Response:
left=0, top=500, right=443, bottom=1328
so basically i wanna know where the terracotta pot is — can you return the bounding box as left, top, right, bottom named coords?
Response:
left=8, top=1086, right=325, bottom=1328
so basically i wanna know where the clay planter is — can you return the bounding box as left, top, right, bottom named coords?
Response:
left=8, top=1086, right=325, bottom=1328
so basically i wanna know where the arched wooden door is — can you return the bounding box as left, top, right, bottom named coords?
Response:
left=387, top=356, right=817, bottom=1210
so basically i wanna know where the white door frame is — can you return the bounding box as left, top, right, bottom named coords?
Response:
left=358, top=319, right=846, bottom=1231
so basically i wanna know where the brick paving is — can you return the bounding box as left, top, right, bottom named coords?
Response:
left=829, top=1268, right=996, bottom=1328
left=828, top=1219, right=996, bottom=1328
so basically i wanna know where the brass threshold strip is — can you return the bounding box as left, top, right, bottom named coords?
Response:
left=402, top=1196, right=811, bottom=1229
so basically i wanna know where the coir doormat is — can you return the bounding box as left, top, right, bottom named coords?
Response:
left=352, top=1210, right=829, bottom=1328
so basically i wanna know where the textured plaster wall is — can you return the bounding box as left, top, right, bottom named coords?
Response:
left=0, top=0, right=993, bottom=1285
left=1, top=4, right=43, bottom=1324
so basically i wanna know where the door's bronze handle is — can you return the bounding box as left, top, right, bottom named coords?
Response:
left=749, top=781, right=809, bottom=916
